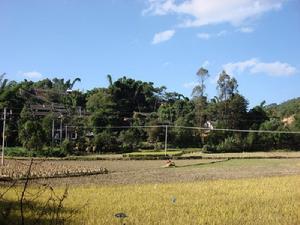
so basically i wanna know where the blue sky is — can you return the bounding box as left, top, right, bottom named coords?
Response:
left=1, top=0, right=299, bottom=108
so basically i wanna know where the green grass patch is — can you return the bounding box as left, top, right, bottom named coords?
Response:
left=123, top=150, right=183, bottom=158
left=5, top=147, right=28, bottom=157
left=5, top=147, right=67, bottom=157
left=173, top=158, right=289, bottom=169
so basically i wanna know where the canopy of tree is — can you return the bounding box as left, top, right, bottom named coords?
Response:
left=0, top=71, right=299, bottom=155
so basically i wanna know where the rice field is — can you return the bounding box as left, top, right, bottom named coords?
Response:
left=0, top=160, right=108, bottom=180
left=1, top=157, right=300, bottom=224
left=1, top=175, right=300, bottom=225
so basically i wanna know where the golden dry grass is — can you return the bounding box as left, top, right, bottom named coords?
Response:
left=2, top=158, right=300, bottom=225
left=3, top=175, right=299, bottom=225
left=73, top=176, right=300, bottom=225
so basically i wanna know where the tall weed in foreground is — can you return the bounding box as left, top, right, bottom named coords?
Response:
left=0, top=159, right=81, bottom=225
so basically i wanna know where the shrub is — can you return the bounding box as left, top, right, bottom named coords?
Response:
left=118, top=129, right=141, bottom=151
left=216, top=136, right=243, bottom=153
left=95, top=131, right=118, bottom=153
left=61, top=139, right=74, bottom=155
left=18, top=120, right=46, bottom=151
left=202, top=144, right=217, bottom=153
left=42, top=147, right=67, bottom=157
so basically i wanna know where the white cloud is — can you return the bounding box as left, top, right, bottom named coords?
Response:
left=197, top=30, right=228, bottom=40
left=145, top=0, right=283, bottom=27
left=152, top=29, right=175, bottom=44
left=202, top=60, right=210, bottom=68
left=209, top=75, right=219, bottom=84
left=183, top=81, right=197, bottom=89
left=163, top=61, right=171, bottom=67
left=217, top=30, right=228, bottom=37
left=223, top=58, right=297, bottom=77
left=239, top=27, right=254, bottom=33
left=197, top=33, right=211, bottom=40
left=22, top=71, right=43, bottom=79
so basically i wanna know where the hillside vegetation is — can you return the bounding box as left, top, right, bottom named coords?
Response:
left=267, top=97, right=300, bottom=117
left=0, top=70, right=300, bottom=156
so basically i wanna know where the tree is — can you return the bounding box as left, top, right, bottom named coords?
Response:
left=0, top=76, right=25, bottom=146
left=217, top=70, right=238, bottom=101
left=19, top=120, right=46, bottom=151
left=293, top=113, right=300, bottom=131
left=108, top=77, right=162, bottom=119
left=86, top=88, right=119, bottom=131
left=49, top=77, right=81, bottom=104
left=118, top=129, right=141, bottom=151
left=215, top=71, right=239, bottom=128
left=42, top=113, right=55, bottom=146
left=107, top=74, right=113, bottom=87
left=192, top=68, right=209, bottom=128
left=0, top=73, right=9, bottom=91
left=247, top=102, right=269, bottom=129
left=146, top=118, right=163, bottom=145
left=18, top=106, right=45, bottom=152
left=172, top=112, right=200, bottom=147
left=64, top=90, right=87, bottom=108
left=95, top=130, right=118, bottom=152
left=192, top=67, right=209, bottom=98
left=158, top=98, right=194, bottom=123
left=226, top=94, right=248, bottom=129
left=52, top=77, right=81, bottom=92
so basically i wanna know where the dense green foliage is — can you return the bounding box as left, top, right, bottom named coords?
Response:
left=267, top=97, right=300, bottom=117
left=0, top=71, right=299, bottom=155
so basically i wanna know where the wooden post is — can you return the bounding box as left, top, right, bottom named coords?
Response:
left=164, top=125, right=168, bottom=156
left=1, top=108, right=7, bottom=166
left=60, top=116, right=63, bottom=144
left=65, top=125, right=68, bottom=140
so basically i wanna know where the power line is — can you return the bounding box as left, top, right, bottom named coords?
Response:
left=0, top=108, right=285, bottom=123
left=64, top=124, right=300, bottom=134
left=170, top=125, right=300, bottom=134
left=66, top=125, right=167, bottom=129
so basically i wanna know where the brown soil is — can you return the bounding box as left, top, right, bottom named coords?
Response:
left=5, top=158, right=296, bottom=186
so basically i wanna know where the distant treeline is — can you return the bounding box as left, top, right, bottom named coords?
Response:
left=0, top=70, right=299, bottom=156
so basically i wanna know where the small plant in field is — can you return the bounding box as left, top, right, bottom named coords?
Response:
left=115, top=212, right=128, bottom=225
left=171, top=196, right=177, bottom=204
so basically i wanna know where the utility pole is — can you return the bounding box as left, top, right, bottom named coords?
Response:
left=65, top=125, right=68, bottom=140
left=164, top=125, right=168, bottom=156
left=1, top=107, right=7, bottom=166
left=60, top=116, right=63, bottom=145
left=52, top=119, right=55, bottom=147
left=51, top=103, right=54, bottom=147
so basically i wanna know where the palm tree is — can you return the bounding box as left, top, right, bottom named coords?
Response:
left=66, top=78, right=81, bottom=91
left=52, top=77, right=81, bottom=92
left=106, top=74, right=113, bottom=87
left=0, top=73, right=10, bottom=91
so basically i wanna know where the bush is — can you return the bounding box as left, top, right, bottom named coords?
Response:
left=18, top=120, right=46, bottom=151
left=5, top=147, right=67, bottom=157
left=202, top=144, right=217, bottom=153
left=61, top=139, right=74, bottom=155
left=42, top=147, right=67, bottom=157
left=139, top=142, right=155, bottom=150
left=118, top=129, right=141, bottom=151
left=216, top=136, right=243, bottom=153
left=95, top=131, right=118, bottom=153
left=5, top=147, right=28, bottom=157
